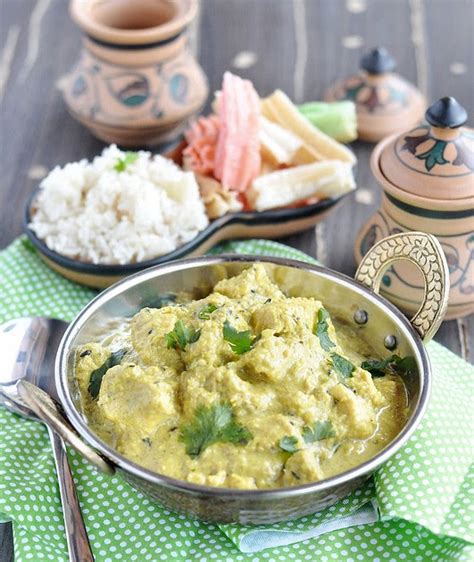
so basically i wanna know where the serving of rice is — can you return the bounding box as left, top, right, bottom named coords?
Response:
left=29, top=145, right=209, bottom=265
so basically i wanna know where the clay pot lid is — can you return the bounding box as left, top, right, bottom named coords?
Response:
left=378, top=97, right=474, bottom=201
left=324, top=47, right=426, bottom=142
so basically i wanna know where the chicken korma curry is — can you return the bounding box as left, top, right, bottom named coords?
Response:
left=75, top=265, right=411, bottom=489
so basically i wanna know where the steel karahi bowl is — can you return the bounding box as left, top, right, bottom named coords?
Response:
left=53, top=232, right=449, bottom=525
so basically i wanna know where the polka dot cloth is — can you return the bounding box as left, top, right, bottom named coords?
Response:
left=0, top=237, right=473, bottom=562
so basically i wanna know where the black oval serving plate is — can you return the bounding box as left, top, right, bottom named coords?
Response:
left=24, top=184, right=349, bottom=288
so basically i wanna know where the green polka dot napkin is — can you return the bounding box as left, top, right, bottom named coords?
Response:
left=0, top=237, right=473, bottom=562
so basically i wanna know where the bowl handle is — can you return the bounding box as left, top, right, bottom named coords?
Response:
left=16, top=380, right=115, bottom=475
left=355, top=231, right=450, bottom=342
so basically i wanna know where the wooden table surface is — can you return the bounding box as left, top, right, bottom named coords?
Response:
left=0, top=0, right=472, bottom=559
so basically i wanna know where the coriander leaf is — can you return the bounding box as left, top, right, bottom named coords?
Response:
left=179, top=402, right=252, bottom=458
left=314, top=308, right=335, bottom=351
left=361, top=354, right=417, bottom=378
left=198, top=303, right=219, bottom=320
left=303, top=420, right=336, bottom=443
left=165, top=320, right=201, bottom=351
left=88, top=348, right=127, bottom=399
left=223, top=321, right=259, bottom=354
left=279, top=436, right=299, bottom=453
left=397, top=356, right=417, bottom=374
left=188, top=330, right=201, bottom=343
left=114, top=151, right=139, bottom=172
left=361, top=357, right=390, bottom=377
left=219, top=420, right=253, bottom=444
left=331, top=353, right=355, bottom=379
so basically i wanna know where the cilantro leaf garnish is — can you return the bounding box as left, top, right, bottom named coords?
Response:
left=331, top=353, right=355, bottom=379
left=314, top=308, right=335, bottom=351
left=88, top=348, right=127, bottom=399
left=361, top=355, right=417, bottom=378
left=114, top=151, right=139, bottom=172
left=302, top=421, right=336, bottom=443
left=279, top=436, right=299, bottom=453
left=179, top=402, right=252, bottom=458
left=165, top=320, right=201, bottom=351
left=198, top=303, right=219, bottom=320
left=223, top=321, right=259, bottom=354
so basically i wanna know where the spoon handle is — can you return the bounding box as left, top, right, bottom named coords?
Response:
left=16, top=380, right=114, bottom=475
left=48, top=426, right=95, bottom=562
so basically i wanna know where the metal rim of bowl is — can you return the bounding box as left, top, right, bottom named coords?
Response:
left=23, top=185, right=345, bottom=276
left=55, top=254, right=431, bottom=500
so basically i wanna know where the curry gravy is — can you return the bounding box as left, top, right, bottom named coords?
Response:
left=75, top=265, right=408, bottom=489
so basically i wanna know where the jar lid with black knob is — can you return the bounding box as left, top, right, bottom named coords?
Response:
left=325, top=47, right=426, bottom=142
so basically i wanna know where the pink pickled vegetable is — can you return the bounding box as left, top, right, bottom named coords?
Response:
left=214, top=72, right=261, bottom=192
left=183, top=115, right=220, bottom=176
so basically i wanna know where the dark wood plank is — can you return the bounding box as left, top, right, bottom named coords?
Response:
left=200, top=0, right=296, bottom=106
left=0, top=522, right=12, bottom=562
left=463, top=316, right=474, bottom=363
left=435, top=320, right=463, bottom=357
left=0, top=0, right=102, bottom=247
left=424, top=0, right=474, bottom=110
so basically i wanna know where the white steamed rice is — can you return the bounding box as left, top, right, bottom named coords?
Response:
left=29, top=145, right=209, bottom=265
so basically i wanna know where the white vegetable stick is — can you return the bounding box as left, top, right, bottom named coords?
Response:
left=259, top=116, right=303, bottom=165
left=262, top=97, right=323, bottom=163
left=247, top=160, right=355, bottom=211
left=262, top=98, right=323, bottom=164
left=291, top=143, right=323, bottom=165
left=262, top=90, right=356, bottom=165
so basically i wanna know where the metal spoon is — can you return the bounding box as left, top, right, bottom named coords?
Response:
left=0, top=317, right=96, bottom=562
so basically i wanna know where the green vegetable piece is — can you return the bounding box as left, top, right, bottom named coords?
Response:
left=361, top=354, right=417, bottom=378
left=396, top=356, right=417, bottom=374
left=298, top=101, right=357, bottom=143
left=279, top=436, right=299, bottom=453
left=179, top=402, right=252, bottom=458
left=302, top=420, right=336, bottom=443
left=198, top=303, right=219, bottom=320
left=314, top=308, right=335, bottom=351
left=223, top=320, right=259, bottom=354
left=88, top=349, right=127, bottom=399
left=114, top=151, right=139, bottom=172
left=331, top=353, right=355, bottom=379
left=165, top=320, right=201, bottom=351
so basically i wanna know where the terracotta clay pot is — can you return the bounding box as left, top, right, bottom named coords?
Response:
left=325, top=47, right=426, bottom=143
left=355, top=97, right=474, bottom=320
left=62, top=0, right=208, bottom=147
